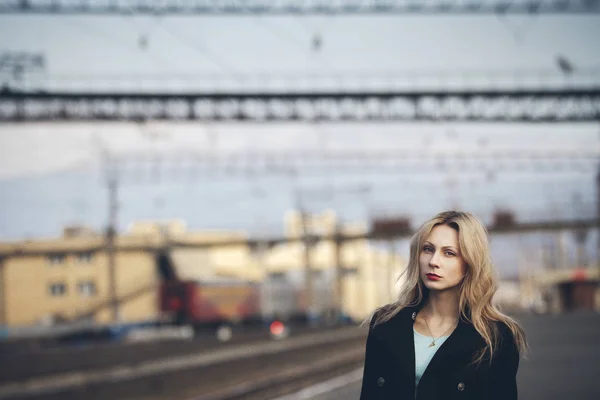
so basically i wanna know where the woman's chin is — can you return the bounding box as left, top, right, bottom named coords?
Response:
left=424, top=281, right=462, bottom=294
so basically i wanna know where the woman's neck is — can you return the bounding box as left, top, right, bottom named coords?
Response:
left=421, top=289, right=461, bottom=322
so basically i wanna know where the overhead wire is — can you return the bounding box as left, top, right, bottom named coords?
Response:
left=156, top=20, right=242, bottom=77
left=252, top=15, right=309, bottom=50
left=495, top=5, right=541, bottom=46
left=61, top=17, right=177, bottom=71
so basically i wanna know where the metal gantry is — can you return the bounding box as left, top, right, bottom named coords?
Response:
left=2, top=88, right=600, bottom=122
left=3, top=68, right=599, bottom=123
left=1, top=0, right=599, bottom=15
left=4, top=68, right=600, bottom=93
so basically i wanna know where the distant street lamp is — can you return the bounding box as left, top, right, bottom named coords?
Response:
left=555, top=55, right=574, bottom=75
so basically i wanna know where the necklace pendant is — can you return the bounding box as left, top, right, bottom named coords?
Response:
left=428, top=341, right=436, bottom=348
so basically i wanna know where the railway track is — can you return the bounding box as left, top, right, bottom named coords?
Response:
left=0, top=326, right=367, bottom=400
left=187, top=341, right=365, bottom=400
left=0, top=324, right=342, bottom=385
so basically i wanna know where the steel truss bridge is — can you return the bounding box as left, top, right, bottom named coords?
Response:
left=2, top=88, right=600, bottom=122
left=2, top=0, right=599, bottom=15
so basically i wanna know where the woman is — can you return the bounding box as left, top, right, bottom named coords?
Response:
left=359, top=211, right=527, bottom=400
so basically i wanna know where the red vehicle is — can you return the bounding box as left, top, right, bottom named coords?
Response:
left=156, top=251, right=340, bottom=340
left=159, top=279, right=262, bottom=331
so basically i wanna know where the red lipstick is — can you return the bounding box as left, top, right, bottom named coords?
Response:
left=426, top=273, right=441, bottom=281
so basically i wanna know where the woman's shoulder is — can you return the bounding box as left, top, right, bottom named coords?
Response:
left=369, top=303, right=416, bottom=329
left=491, top=319, right=522, bottom=358
left=494, top=319, right=519, bottom=342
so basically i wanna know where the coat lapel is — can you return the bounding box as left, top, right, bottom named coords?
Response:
left=372, top=305, right=486, bottom=392
left=418, top=316, right=485, bottom=382
left=373, top=306, right=418, bottom=382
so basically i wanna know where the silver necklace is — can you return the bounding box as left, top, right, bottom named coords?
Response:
left=422, top=314, right=457, bottom=348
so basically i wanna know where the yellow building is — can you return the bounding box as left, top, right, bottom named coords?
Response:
left=0, top=221, right=262, bottom=328
left=0, top=212, right=405, bottom=329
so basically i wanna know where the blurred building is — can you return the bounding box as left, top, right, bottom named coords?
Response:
left=259, top=210, right=405, bottom=322
left=493, top=278, right=523, bottom=312
left=0, top=212, right=405, bottom=328
left=0, top=221, right=261, bottom=328
left=532, top=267, right=600, bottom=313
left=494, top=267, right=600, bottom=314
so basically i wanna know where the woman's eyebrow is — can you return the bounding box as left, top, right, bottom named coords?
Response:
left=423, top=242, right=458, bottom=250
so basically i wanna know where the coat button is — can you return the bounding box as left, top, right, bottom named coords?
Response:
left=377, top=377, right=385, bottom=386
left=457, top=382, right=465, bottom=391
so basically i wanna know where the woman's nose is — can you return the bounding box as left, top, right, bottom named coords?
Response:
left=429, top=252, right=441, bottom=268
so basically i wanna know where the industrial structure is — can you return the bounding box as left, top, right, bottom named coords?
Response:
left=2, top=0, right=599, bottom=15
left=0, top=211, right=404, bottom=330
left=1, top=209, right=599, bottom=336
left=2, top=85, right=600, bottom=122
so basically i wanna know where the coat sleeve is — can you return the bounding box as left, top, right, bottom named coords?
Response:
left=359, top=312, right=379, bottom=400
left=488, top=326, right=520, bottom=400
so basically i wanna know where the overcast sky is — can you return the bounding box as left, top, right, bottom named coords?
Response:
left=0, top=9, right=599, bottom=275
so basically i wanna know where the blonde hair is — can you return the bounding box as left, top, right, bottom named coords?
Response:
left=373, top=210, right=527, bottom=364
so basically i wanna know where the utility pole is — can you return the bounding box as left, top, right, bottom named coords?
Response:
left=332, top=221, right=344, bottom=323
left=104, top=151, right=120, bottom=323
left=300, top=208, right=314, bottom=323
left=255, top=240, right=273, bottom=321
left=597, top=161, right=600, bottom=269
left=0, top=257, right=5, bottom=326
left=556, top=231, right=567, bottom=269
left=293, top=187, right=315, bottom=323
left=572, top=192, right=588, bottom=268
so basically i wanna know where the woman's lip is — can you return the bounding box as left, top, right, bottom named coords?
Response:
left=426, top=273, right=441, bottom=278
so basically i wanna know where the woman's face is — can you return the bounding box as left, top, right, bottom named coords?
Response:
left=419, top=224, right=467, bottom=292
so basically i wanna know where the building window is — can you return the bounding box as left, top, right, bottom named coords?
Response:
left=76, top=252, right=94, bottom=265
left=78, top=281, right=97, bottom=297
left=48, top=254, right=66, bottom=266
left=49, top=282, right=67, bottom=297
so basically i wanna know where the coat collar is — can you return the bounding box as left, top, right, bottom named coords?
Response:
left=372, top=305, right=485, bottom=382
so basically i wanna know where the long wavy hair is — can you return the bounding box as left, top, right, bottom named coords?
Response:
left=373, top=210, right=527, bottom=364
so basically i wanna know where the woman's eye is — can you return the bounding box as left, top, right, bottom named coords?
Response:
left=445, top=251, right=455, bottom=257
left=423, top=247, right=433, bottom=253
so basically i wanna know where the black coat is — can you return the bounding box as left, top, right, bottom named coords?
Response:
left=359, top=306, right=520, bottom=400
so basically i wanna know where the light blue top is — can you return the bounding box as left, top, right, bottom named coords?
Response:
left=413, top=328, right=451, bottom=387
